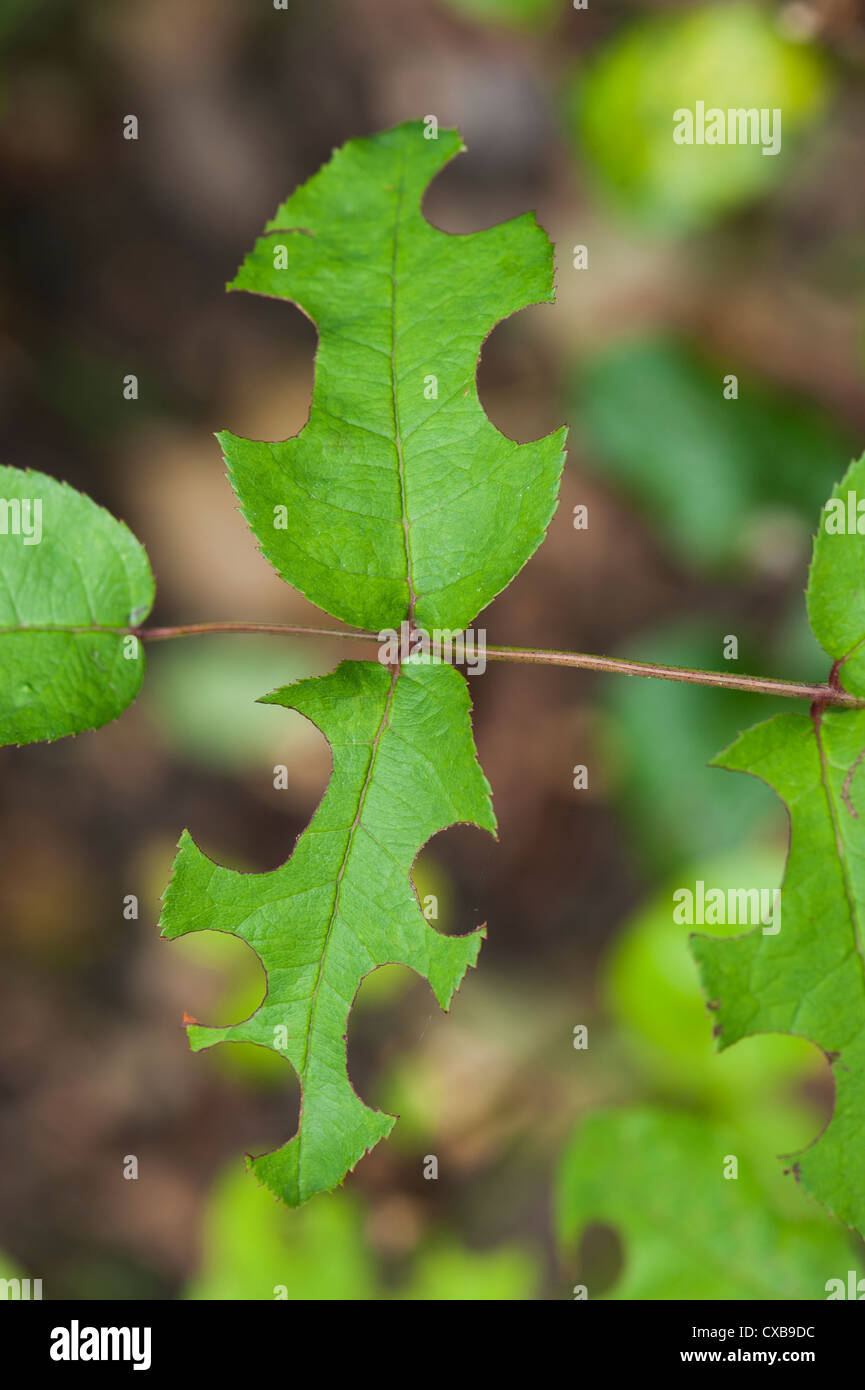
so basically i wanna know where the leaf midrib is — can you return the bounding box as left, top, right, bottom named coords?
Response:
left=296, top=665, right=399, bottom=1192
left=388, top=155, right=417, bottom=623
left=0, top=625, right=127, bottom=634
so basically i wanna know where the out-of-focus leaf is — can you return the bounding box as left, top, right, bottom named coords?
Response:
left=0, top=0, right=30, bottom=44
left=145, top=635, right=316, bottom=771
left=555, top=1108, right=856, bottom=1300
left=441, top=0, right=558, bottom=31
left=0, top=1251, right=25, bottom=1282
left=400, top=1240, right=538, bottom=1300
left=188, top=1164, right=539, bottom=1301
left=564, top=3, right=828, bottom=231
left=186, top=1168, right=373, bottom=1300
left=577, top=339, right=851, bottom=570
left=602, top=624, right=785, bottom=874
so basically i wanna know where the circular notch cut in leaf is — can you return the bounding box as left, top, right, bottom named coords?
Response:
left=221, top=120, right=567, bottom=633
left=0, top=465, right=154, bottom=746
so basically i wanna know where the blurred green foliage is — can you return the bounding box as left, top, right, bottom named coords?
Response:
left=554, top=830, right=865, bottom=1300
left=145, top=636, right=316, bottom=771
left=186, top=1169, right=374, bottom=1300
left=601, top=623, right=794, bottom=874
left=607, top=845, right=825, bottom=1159
left=564, top=3, right=828, bottom=230
left=577, top=338, right=852, bottom=571
left=398, top=1240, right=537, bottom=1300
left=186, top=1165, right=538, bottom=1300
left=0, top=0, right=30, bottom=44
left=0, top=1250, right=24, bottom=1281
left=441, top=0, right=558, bottom=32
left=555, top=1108, right=855, bottom=1299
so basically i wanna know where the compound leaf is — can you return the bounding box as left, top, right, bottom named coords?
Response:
left=221, top=119, right=567, bottom=633
left=0, top=465, right=154, bottom=746
left=691, top=455, right=865, bottom=1234
left=555, top=1108, right=854, bottom=1300
left=160, top=659, right=495, bottom=1204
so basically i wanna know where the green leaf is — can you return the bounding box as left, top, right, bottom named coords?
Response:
left=808, top=453, right=865, bottom=696
left=555, top=1108, right=857, bottom=1300
left=161, top=659, right=495, bottom=1204
left=691, top=707, right=865, bottom=1234
left=221, top=119, right=567, bottom=633
left=690, top=454, right=865, bottom=1233
left=0, top=465, right=154, bottom=746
